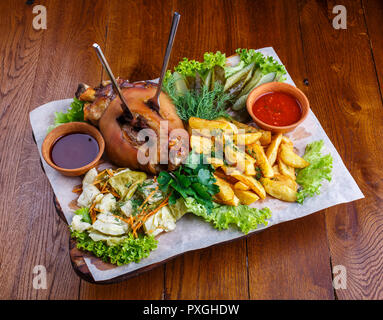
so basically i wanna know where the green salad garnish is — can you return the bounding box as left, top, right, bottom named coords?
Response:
left=296, top=140, right=333, bottom=204
left=48, top=97, right=85, bottom=132
left=71, top=230, right=158, bottom=266
left=182, top=197, right=271, bottom=234
left=158, top=152, right=219, bottom=213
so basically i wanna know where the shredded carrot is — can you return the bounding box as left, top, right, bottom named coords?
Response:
left=137, top=186, right=159, bottom=212
left=106, top=169, right=114, bottom=177
left=72, top=187, right=82, bottom=193
left=100, top=182, right=108, bottom=193
left=112, top=214, right=131, bottom=226
left=89, top=202, right=97, bottom=224
left=131, top=192, right=171, bottom=237
left=95, top=169, right=107, bottom=180
left=109, top=189, right=120, bottom=199
left=142, top=200, right=169, bottom=222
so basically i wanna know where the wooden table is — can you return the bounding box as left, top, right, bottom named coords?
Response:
left=1, top=0, right=382, bottom=300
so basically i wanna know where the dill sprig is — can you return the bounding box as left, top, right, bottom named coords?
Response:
left=163, top=75, right=231, bottom=121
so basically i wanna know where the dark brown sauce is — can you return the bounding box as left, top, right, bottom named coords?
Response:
left=51, top=133, right=99, bottom=169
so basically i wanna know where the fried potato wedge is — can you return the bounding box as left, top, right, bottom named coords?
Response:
left=234, top=189, right=260, bottom=205
left=214, top=175, right=235, bottom=202
left=266, top=133, right=283, bottom=166
left=230, top=119, right=271, bottom=145
left=244, top=161, right=256, bottom=176
left=234, top=181, right=250, bottom=191
left=279, top=144, right=310, bottom=168
left=190, top=135, right=212, bottom=155
left=214, top=169, right=238, bottom=184
left=277, top=158, right=296, bottom=180
left=189, top=128, right=212, bottom=138
left=281, top=136, right=294, bottom=148
left=260, top=178, right=297, bottom=202
left=272, top=165, right=280, bottom=175
left=259, top=130, right=272, bottom=145
left=224, top=144, right=254, bottom=167
left=246, top=143, right=274, bottom=178
left=231, top=119, right=258, bottom=133
left=237, top=160, right=256, bottom=176
left=189, top=117, right=236, bottom=134
left=273, top=174, right=298, bottom=191
left=214, top=195, right=240, bottom=207
left=207, top=157, right=225, bottom=169
left=222, top=167, right=266, bottom=199
left=236, top=132, right=262, bottom=145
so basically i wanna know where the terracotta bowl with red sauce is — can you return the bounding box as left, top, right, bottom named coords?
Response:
left=246, top=82, right=310, bottom=133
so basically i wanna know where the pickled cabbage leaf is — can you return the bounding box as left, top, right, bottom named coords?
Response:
left=108, top=170, right=147, bottom=200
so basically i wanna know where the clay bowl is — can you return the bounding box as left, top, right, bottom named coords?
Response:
left=246, top=82, right=310, bottom=133
left=42, top=122, right=105, bottom=176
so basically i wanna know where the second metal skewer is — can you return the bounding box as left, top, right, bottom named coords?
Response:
left=147, top=12, right=181, bottom=112
left=92, top=43, right=133, bottom=120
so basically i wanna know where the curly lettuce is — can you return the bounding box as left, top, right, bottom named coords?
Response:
left=225, top=48, right=286, bottom=79
left=172, top=51, right=226, bottom=79
left=48, top=98, right=85, bottom=132
left=182, top=197, right=271, bottom=234
left=174, top=58, right=202, bottom=78
left=71, top=230, right=158, bottom=266
left=201, top=51, right=226, bottom=71
left=296, top=140, right=333, bottom=204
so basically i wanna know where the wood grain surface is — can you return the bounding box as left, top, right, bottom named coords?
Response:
left=0, top=0, right=381, bottom=300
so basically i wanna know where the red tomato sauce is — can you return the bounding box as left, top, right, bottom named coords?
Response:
left=252, top=92, right=302, bottom=126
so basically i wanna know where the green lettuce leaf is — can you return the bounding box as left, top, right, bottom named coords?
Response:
left=225, top=48, right=286, bottom=79
left=201, top=51, right=226, bottom=71
left=174, top=58, right=202, bottom=78
left=296, top=140, right=333, bottom=204
left=54, top=98, right=85, bottom=124
left=74, top=207, right=92, bottom=224
left=182, top=197, right=271, bottom=234
left=71, top=230, right=158, bottom=266
left=48, top=98, right=85, bottom=132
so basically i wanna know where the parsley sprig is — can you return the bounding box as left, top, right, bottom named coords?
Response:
left=157, top=152, right=219, bottom=213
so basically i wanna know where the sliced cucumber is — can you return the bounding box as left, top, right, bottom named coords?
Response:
left=231, top=72, right=277, bottom=111
left=256, top=72, right=276, bottom=86
left=238, top=69, right=263, bottom=98
left=204, top=69, right=212, bottom=89
left=173, top=72, right=188, bottom=96
left=231, top=94, right=249, bottom=111
left=224, top=62, right=255, bottom=92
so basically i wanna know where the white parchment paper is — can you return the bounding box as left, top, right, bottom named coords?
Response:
left=29, top=47, right=364, bottom=281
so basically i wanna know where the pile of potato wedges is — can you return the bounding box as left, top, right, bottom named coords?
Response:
left=188, top=117, right=310, bottom=206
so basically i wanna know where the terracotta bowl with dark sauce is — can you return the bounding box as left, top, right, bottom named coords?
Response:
left=246, top=82, right=310, bottom=133
left=42, top=122, right=105, bottom=176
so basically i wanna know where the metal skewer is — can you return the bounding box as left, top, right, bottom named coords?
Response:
left=92, top=43, right=133, bottom=120
left=147, top=12, right=181, bottom=112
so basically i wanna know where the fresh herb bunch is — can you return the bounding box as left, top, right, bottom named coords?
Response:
left=157, top=152, right=219, bottom=213
left=163, top=77, right=230, bottom=121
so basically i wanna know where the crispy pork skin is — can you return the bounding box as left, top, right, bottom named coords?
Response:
left=98, top=82, right=185, bottom=174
